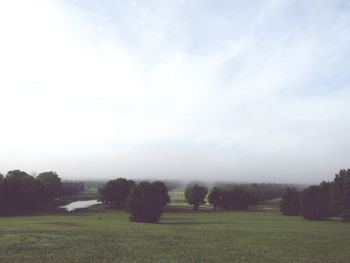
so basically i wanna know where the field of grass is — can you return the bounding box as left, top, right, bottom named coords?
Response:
left=1, top=190, right=350, bottom=263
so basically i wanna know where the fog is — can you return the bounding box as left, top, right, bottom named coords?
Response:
left=0, top=0, right=349, bottom=183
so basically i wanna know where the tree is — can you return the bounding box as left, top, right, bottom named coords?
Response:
left=342, top=209, right=350, bottom=222
left=185, top=184, right=208, bottom=210
left=279, top=187, right=300, bottom=216
left=127, top=181, right=164, bottom=223
left=208, top=187, right=222, bottom=210
left=61, top=182, right=85, bottom=196
left=330, top=169, right=350, bottom=216
left=0, top=170, right=43, bottom=214
left=219, top=187, right=252, bottom=210
left=301, top=185, right=330, bottom=220
left=36, top=171, right=62, bottom=202
left=99, top=178, right=135, bottom=209
left=153, top=181, right=170, bottom=208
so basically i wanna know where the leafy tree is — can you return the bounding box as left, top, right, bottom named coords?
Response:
left=301, top=185, right=330, bottom=220
left=36, top=171, right=62, bottom=201
left=330, top=169, right=350, bottom=216
left=185, top=184, right=208, bottom=210
left=0, top=170, right=42, bottom=214
left=127, top=181, right=164, bottom=223
left=61, top=182, right=85, bottom=195
left=99, top=178, right=135, bottom=209
left=153, top=181, right=170, bottom=208
left=279, top=187, right=300, bottom=216
left=219, top=187, right=252, bottom=210
left=208, top=187, right=222, bottom=210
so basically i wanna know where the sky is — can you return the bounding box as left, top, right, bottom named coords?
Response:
left=0, top=0, right=349, bottom=183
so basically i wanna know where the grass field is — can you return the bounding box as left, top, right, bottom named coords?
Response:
left=0, top=190, right=349, bottom=263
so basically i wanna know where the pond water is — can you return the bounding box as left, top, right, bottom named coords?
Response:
left=60, top=200, right=101, bottom=212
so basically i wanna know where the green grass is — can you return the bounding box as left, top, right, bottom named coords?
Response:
left=0, top=191, right=349, bottom=262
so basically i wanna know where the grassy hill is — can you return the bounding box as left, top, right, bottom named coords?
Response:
left=0, top=189, right=349, bottom=262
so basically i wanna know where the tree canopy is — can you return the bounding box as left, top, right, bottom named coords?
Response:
left=0, top=171, right=43, bottom=214
left=99, top=178, right=136, bottom=209
left=280, top=187, right=300, bottom=216
left=36, top=171, right=62, bottom=202
left=127, top=181, right=166, bottom=223
left=185, top=184, right=208, bottom=210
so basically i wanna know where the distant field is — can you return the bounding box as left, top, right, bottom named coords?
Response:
left=0, top=190, right=349, bottom=263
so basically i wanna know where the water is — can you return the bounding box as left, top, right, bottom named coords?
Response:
left=60, top=200, right=101, bottom=212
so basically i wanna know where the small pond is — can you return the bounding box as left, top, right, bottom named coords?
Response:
left=60, top=200, right=101, bottom=212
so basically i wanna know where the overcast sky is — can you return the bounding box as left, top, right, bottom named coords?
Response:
left=0, top=0, right=349, bottom=183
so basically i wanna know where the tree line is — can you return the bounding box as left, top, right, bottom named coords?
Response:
left=0, top=170, right=85, bottom=215
left=280, top=169, right=350, bottom=221
left=184, top=184, right=262, bottom=211
left=99, top=178, right=170, bottom=223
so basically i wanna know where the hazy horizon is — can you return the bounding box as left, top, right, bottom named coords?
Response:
left=1, top=0, right=349, bottom=184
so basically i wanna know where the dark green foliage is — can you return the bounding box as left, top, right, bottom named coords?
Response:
left=208, top=187, right=222, bottom=210
left=99, top=178, right=136, bottom=209
left=153, top=181, right=170, bottom=208
left=219, top=187, right=254, bottom=210
left=301, top=185, right=331, bottom=220
left=127, top=181, right=164, bottom=223
left=185, top=184, right=208, bottom=210
left=208, top=186, right=258, bottom=211
left=342, top=209, right=350, bottom=222
left=36, top=171, right=62, bottom=202
left=61, top=181, right=85, bottom=195
left=330, top=169, right=350, bottom=216
left=215, top=183, right=295, bottom=203
left=280, top=187, right=300, bottom=216
left=0, top=170, right=43, bottom=214
left=0, top=170, right=65, bottom=215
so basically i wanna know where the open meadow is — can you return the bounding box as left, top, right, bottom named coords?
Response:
left=0, top=189, right=349, bottom=263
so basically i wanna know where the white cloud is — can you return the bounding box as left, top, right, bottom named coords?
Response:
left=0, top=0, right=349, bottom=182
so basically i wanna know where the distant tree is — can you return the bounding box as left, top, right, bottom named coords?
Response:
left=163, top=180, right=181, bottom=192
left=219, top=187, right=252, bottom=210
left=301, top=185, right=330, bottom=220
left=330, top=169, right=350, bottom=216
left=185, top=184, right=208, bottom=210
left=0, top=173, right=3, bottom=180
left=153, top=181, right=170, bottom=208
left=208, top=187, right=222, bottom=210
left=99, top=178, right=135, bottom=209
left=279, top=187, right=300, bottom=216
left=36, top=171, right=62, bottom=201
left=61, top=182, right=85, bottom=196
left=127, top=181, right=164, bottom=223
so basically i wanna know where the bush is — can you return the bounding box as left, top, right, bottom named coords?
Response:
left=127, top=182, right=164, bottom=223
